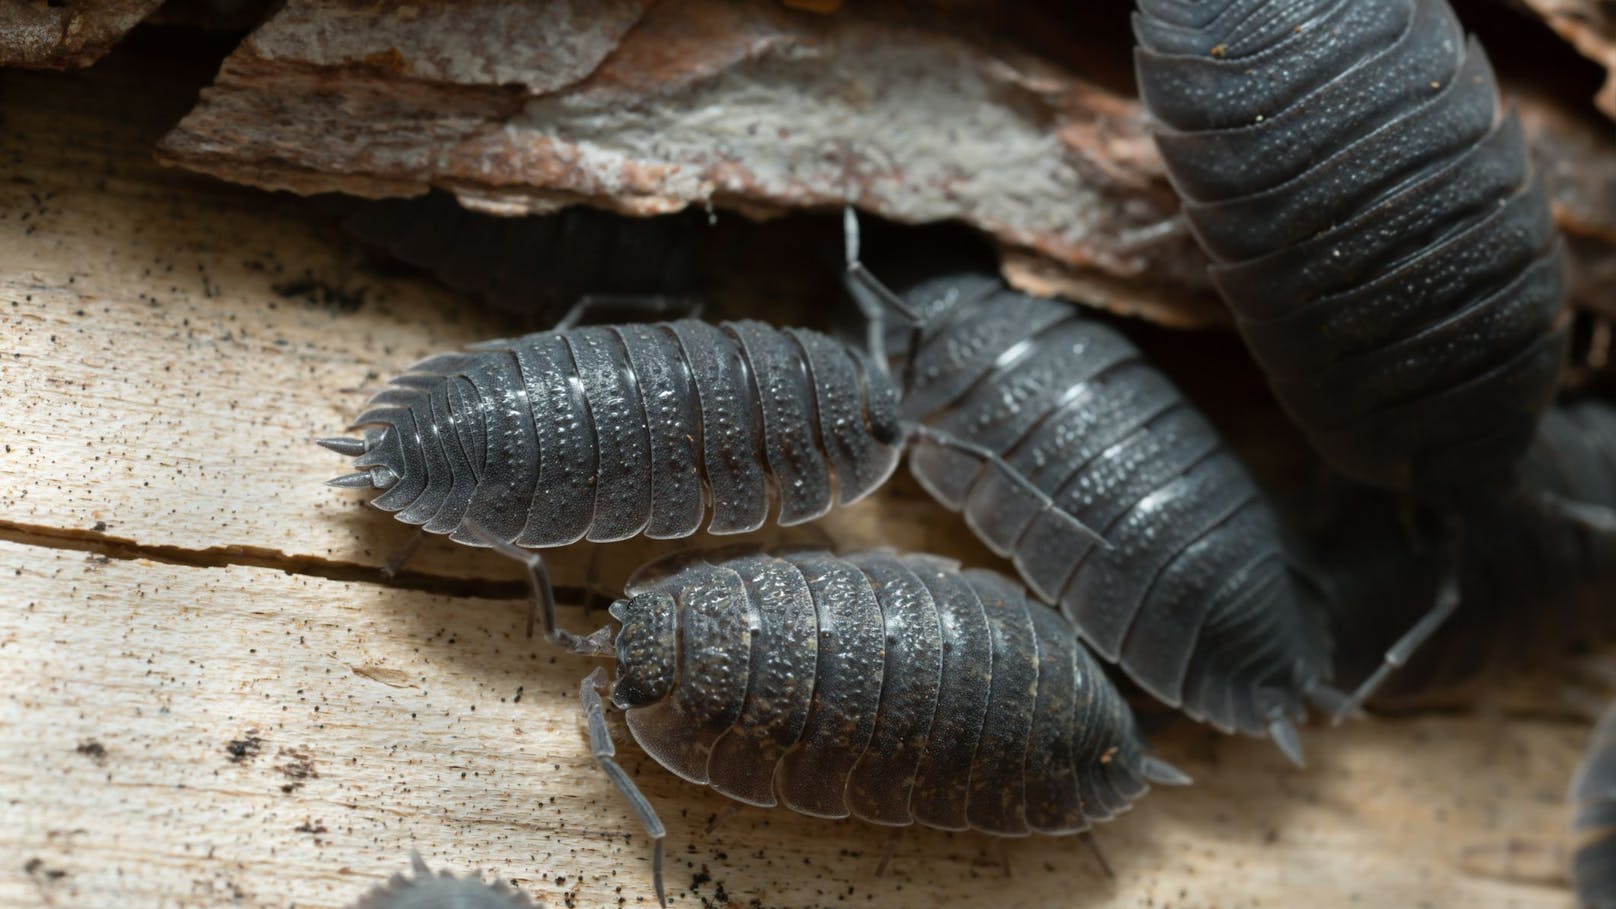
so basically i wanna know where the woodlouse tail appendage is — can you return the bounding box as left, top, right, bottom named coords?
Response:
left=1573, top=700, right=1616, bottom=909
left=348, top=853, right=541, bottom=909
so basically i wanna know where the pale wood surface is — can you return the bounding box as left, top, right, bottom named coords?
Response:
left=0, top=52, right=1593, bottom=909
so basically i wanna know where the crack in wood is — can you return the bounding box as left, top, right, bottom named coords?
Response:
left=0, top=519, right=590, bottom=603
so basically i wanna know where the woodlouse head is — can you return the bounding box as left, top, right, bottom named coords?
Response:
left=607, top=591, right=678, bottom=709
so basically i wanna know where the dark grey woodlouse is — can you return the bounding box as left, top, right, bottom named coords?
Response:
left=322, top=313, right=908, bottom=622
left=844, top=237, right=1339, bottom=763
left=1315, top=399, right=1616, bottom=708
left=1133, top=0, right=1570, bottom=493
left=1573, top=700, right=1616, bottom=909
left=490, top=544, right=1187, bottom=906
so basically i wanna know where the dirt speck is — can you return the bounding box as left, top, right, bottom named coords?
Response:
left=24, top=858, right=67, bottom=882
left=272, top=277, right=368, bottom=313
left=225, top=733, right=262, bottom=764
left=352, top=664, right=413, bottom=688
left=293, top=819, right=328, bottom=834
left=276, top=747, right=318, bottom=793
left=75, top=740, right=107, bottom=763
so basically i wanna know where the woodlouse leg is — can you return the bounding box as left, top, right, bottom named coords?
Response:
left=461, top=520, right=613, bottom=653
left=841, top=206, right=921, bottom=386
left=580, top=665, right=668, bottom=908
left=581, top=543, right=616, bottom=611
left=382, top=529, right=425, bottom=578
left=1334, top=567, right=1462, bottom=724
left=465, top=521, right=555, bottom=640
left=874, top=828, right=904, bottom=877
left=555, top=294, right=702, bottom=331
left=904, top=423, right=1110, bottom=550
left=1078, top=831, right=1115, bottom=881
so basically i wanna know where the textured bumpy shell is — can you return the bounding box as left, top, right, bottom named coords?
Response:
left=1134, top=0, right=1569, bottom=491
left=338, top=320, right=901, bottom=547
left=608, top=549, right=1177, bottom=835
left=1574, top=700, right=1616, bottom=909
left=882, top=269, right=1330, bottom=741
left=1322, top=399, right=1616, bottom=704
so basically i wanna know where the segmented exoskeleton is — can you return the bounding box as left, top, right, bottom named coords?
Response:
left=343, top=193, right=706, bottom=325
left=843, top=240, right=1338, bottom=762
left=1315, top=399, right=1616, bottom=708
left=323, top=314, right=906, bottom=618
left=495, top=545, right=1186, bottom=906
left=349, top=854, right=537, bottom=909
left=1573, top=699, right=1616, bottom=909
left=1133, top=0, right=1569, bottom=493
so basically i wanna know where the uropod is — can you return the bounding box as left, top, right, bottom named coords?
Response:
left=475, top=542, right=1187, bottom=906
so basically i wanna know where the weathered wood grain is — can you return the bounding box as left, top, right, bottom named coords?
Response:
left=0, top=0, right=161, bottom=69
left=0, top=34, right=1599, bottom=909
left=0, top=541, right=1587, bottom=909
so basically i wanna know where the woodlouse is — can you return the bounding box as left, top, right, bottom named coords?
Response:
left=1133, top=0, right=1570, bottom=493
left=324, top=301, right=1091, bottom=627
left=322, top=310, right=902, bottom=621
left=1573, top=699, right=1616, bottom=909
left=482, top=542, right=1187, bottom=906
left=843, top=228, right=1339, bottom=762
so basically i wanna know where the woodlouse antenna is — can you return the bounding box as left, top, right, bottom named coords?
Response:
left=579, top=666, right=667, bottom=908
left=841, top=205, right=925, bottom=392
